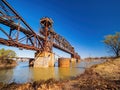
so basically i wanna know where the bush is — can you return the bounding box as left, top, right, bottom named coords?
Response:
left=0, top=48, right=16, bottom=64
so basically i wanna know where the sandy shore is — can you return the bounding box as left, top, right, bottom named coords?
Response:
left=0, top=58, right=120, bottom=90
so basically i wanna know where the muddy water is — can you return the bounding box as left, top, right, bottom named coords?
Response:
left=0, top=60, right=105, bottom=83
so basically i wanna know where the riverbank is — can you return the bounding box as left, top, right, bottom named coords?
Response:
left=0, top=58, right=120, bottom=90
left=0, top=59, right=17, bottom=69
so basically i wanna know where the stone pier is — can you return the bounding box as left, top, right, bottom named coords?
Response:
left=58, top=58, right=70, bottom=67
left=77, top=59, right=81, bottom=62
left=33, top=51, right=55, bottom=68
left=70, top=58, right=76, bottom=63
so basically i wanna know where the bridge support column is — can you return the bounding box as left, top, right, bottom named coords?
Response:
left=34, top=51, right=55, bottom=68
left=77, top=59, right=81, bottom=63
left=58, top=58, right=70, bottom=67
left=70, top=58, right=76, bottom=63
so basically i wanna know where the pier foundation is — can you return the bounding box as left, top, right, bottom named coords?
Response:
left=34, top=51, right=55, bottom=68
left=58, top=58, right=70, bottom=67
left=77, top=59, right=81, bottom=62
left=70, top=58, right=76, bottom=62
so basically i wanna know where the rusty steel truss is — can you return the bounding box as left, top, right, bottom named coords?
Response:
left=0, top=0, right=80, bottom=59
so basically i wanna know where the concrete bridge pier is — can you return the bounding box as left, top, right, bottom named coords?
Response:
left=71, top=52, right=81, bottom=63
left=71, top=58, right=81, bottom=63
left=70, top=58, right=77, bottom=63
left=33, top=51, right=55, bottom=68
left=58, top=58, right=70, bottom=67
left=76, top=59, right=81, bottom=62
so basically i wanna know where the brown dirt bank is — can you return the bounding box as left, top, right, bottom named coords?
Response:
left=0, top=58, right=120, bottom=90
left=0, top=60, right=17, bottom=69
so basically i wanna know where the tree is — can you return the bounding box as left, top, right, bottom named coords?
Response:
left=0, top=48, right=16, bottom=63
left=103, top=32, right=120, bottom=57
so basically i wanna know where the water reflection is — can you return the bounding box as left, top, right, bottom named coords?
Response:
left=31, top=67, right=55, bottom=81
left=0, top=68, right=14, bottom=83
left=0, top=60, right=105, bottom=83
left=57, top=68, right=71, bottom=79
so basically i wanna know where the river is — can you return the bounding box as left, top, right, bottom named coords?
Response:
left=0, top=60, right=105, bottom=84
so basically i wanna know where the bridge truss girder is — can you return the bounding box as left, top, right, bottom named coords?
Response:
left=0, top=0, right=80, bottom=59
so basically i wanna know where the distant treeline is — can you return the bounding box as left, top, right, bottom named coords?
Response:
left=84, top=56, right=120, bottom=60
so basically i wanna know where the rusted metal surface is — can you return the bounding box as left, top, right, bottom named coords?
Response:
left=40, top=17, right=53, bottom=52
left=0, top=38, right=40, bottom=51
left=0, top=0, right=80, bottom=59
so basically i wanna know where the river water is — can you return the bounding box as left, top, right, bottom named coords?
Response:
left=0, top=60, right=105, bottom=84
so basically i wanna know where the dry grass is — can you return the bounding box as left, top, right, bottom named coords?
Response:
left=91, top=58, right=120, bottom=80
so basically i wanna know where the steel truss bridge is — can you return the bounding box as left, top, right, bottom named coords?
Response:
left=0, top=0, right=80, bottom=59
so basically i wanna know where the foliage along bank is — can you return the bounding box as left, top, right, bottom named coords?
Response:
left=0, top=48, right=17, bottom=68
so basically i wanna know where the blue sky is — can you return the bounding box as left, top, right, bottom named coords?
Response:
left=0, top=0, right=120, bottom=58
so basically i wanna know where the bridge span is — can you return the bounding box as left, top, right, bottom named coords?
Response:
left=0, top=0, right=80, bottom=67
